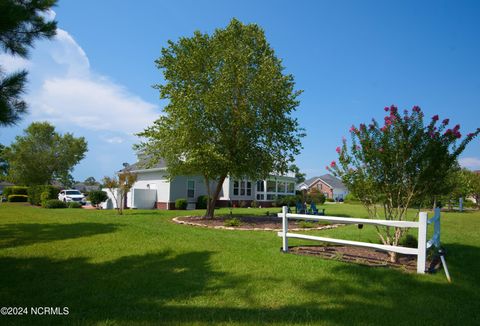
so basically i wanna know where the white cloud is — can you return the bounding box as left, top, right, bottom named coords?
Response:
left=459, top=157, right=480, bottom=169
left=0, top=26, right=160, bottom=180
left=101, top=136, right=125, bottom=144
left=24, top=28, right=159, bottom=135
left=41, top=9, right=56, bottom=21
left=32, top=77, right=158, bottom=134
left=0, top=54, right=31, bottom=73
left=50, top=29, right=90, bottom=77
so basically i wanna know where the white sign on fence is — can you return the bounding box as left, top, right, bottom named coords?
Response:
left=278, top=207, right=441, bottom=274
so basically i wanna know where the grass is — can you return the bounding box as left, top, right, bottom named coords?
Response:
left=0, top=203, right=479, bottom=325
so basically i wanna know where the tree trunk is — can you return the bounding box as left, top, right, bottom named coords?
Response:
left=205, top=175, right=227, bottom=218
left=388, top=251, right=397, bottom=263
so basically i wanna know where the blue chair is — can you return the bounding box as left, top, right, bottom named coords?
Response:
left=310, top=202, right=325, bottom=216
left=296, top=201, right=306, bottom=214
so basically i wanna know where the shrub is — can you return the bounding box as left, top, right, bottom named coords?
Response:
left=196, top=195, right=209, bottom=209
left=3, top=186, right=28, bottom=197
left=239, top=200, right=247, bottom=208
left=274, top=197, right=284, bottom=207
left=43, top=199, right=67, bottom=209
left=88, top=190, right=108, bottom=207
left=251, top=200, right=259, bottom=208
left=8, top=194, right=28, bottom=202
left=224, top=218, right=241, bottom=227
left=68, top=202, right=82, bottom=208
left=463, top=199, right=476, bottom=208
left=326, top=198, right=334, bottom=202
left=28, top=185, right=60, bottom=206
left=306, top=189, right=326, bottom=205
left=175, top=198, right=188, bottom=210
left=40, top=191, right=50, bottom=206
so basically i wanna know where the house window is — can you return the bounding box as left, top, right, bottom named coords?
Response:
left=240, top=180, right=245, bottom=196
left=267, top=194, right=276, bottom=200
left=256, top=194, right=264, bottom=200
left=277, top=181, right=286, bottom=193
left=233, top=180, right=239, bottom=196
left=246, top=181, right=252, bottom=196
left=256, top=180, right=264, bottom=192
left=266, top=180, right=276, bottom=192
left=287, top=183, right=295, bottom=193
left=187, top=180, right=195, bottom=198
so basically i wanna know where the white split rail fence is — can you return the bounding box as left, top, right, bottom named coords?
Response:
left=278, top=206, right=441, bottom=274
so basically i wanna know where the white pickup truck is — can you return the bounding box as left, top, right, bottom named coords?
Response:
left=58, top=189, right=86, bottom=205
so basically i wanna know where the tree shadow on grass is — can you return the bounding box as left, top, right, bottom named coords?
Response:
left=0, top=244, right=478, bottom=325
left=0, top=222, right=121, bottom=249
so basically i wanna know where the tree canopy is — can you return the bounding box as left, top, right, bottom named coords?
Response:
left=0, top=0, right=57, bottom=126
left=137, top=18, right=303, bottom=217
left=4, top=121, right=87, bottom=185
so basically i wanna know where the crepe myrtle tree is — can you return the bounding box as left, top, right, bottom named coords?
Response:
left=102, top=171, right=137, bottom=215
left=328, top=105, right=479, bottom=262
left=136, top=19, right=304, bottom=218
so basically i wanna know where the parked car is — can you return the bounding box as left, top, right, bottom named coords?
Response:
left=58, top=189, right=86, bottom=205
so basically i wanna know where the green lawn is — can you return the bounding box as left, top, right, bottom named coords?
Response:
left=0, top=203, right=478, bottom=325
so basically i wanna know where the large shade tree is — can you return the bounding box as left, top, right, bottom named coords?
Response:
left=4, top=121, right=87, bottom=185
left=329, top=105, right=479, bottom=262
left=0, top=0, right=57, bottom=126
left=137, top=19, right=303, bottom=218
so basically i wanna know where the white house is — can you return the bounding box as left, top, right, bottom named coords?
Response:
left=104, top=159, right=297, bottom=210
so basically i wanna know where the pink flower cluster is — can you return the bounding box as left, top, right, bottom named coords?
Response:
left=444, top=125, right=461, bottom=139
left=412, top=105, right=421, bottom=113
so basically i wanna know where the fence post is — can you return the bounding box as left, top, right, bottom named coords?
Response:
left=417, top=212, right=428, bottom=274
left=282, top=205, right=288, bottom=252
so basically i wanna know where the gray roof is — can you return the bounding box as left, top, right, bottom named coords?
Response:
left=73, top=183, right=101, bottom=192
left=299, top=174, right=346, bottom=190
left=120, top=158, right=167, bottom=172
left=318, top=174, right=346, bottom=190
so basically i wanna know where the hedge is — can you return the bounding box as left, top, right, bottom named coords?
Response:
left=43, top=199, right=67, bottom=209
left=28, top=185, right=60, bottom=206
left=175, top=198, right=188, bottom=210
left=3, top=186, right=28, bottom=197
left=8, top=194, right=28, bottom=202
left=68, top=202, right=82, bottom=208
left=196, top=195, right=209, bottom=209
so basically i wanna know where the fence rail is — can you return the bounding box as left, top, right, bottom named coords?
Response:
left=278, top=206, right=441, bottom=274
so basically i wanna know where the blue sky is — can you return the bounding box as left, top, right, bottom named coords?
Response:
left=1, top=0, right=479, bottom=181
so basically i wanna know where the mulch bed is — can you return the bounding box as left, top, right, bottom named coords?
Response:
left=174, top=215, right=341, bottom=231
left=288, top=245, right=426, bottom=272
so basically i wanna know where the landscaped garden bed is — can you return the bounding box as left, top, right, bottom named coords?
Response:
left=173, top=215, right=341, bottom=231
left=287, top=245, right=430, bottom=272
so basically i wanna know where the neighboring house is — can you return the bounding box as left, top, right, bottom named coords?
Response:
left=73, top=182, right=100, bottom=193
left=103, top=159, right=296, bottom=210
left=0, top=181, right=14, bottom=195
left=297, top=174, right=348, bottom=200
